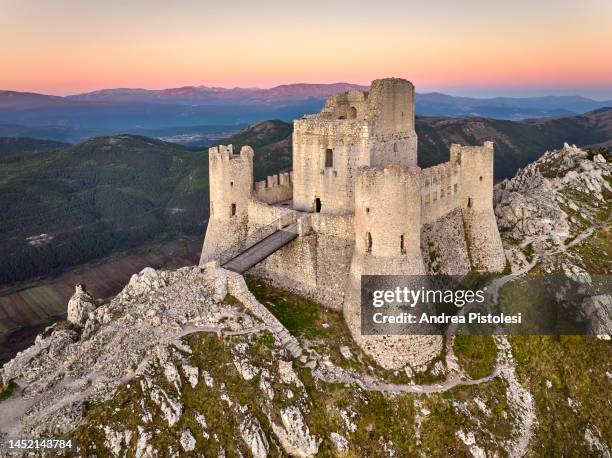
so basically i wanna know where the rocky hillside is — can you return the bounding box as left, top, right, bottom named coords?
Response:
left=0, top=146, right=610, bottom=456
left=495, top=143, right=611, bottom=276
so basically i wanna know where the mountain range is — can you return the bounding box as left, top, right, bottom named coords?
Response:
left=1, top=84, right=611, bottom=135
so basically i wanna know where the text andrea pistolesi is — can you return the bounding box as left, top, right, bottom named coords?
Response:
left=359, top=277, right=524, bottom=336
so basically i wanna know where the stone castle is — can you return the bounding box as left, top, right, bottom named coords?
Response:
left=201, top=78, right=506, bottom=370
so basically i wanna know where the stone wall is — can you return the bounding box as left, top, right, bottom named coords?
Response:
left=421, top=208, right=471, bottom=275
left=254, top=172, right=293, bottom=205
left=291, top=120, right=367, bottom=215
left=249, top=213, right=355, bottom=310
left=420, top=160, right=461, bottom=224
left=342, top=164, right=442, bottom=371
left=220, top=266, right=302, bottom=358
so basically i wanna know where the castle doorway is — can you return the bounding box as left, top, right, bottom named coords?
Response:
left=315, top=198, right=322, bottom=213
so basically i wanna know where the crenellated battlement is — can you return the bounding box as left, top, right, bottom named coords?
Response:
left=209, top=144, right=255, bottom=162
left=254, top=171, right=293, bottom=205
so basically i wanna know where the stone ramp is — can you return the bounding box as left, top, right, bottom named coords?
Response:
left=224, top=269, right=302, bottom=358
left=222, top=223, right=299, bottom=274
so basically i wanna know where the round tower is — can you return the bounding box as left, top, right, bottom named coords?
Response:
left=200, top=145, right=254, bottom=265
left=344, top=165, right=442, bottom=371
left=353, top=165, right=423, bottom=262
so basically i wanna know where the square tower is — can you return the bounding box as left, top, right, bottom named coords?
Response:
left=292, top=78, right=418, bottom=215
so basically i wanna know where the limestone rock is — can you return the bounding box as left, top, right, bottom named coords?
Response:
left=67, top=283, right=97, bottom=327
left=179, top=429, right=196, bottom=452
left=240, top=416, right=269, bottom=458
left=330, top=432, right=349, bottom=452
left=581, top=295, right=612, bottom=338
left=272, top=406, right=321, bottom=457
left=495, top=144, right=611, bottom=246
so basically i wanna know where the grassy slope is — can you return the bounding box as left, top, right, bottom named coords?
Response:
left=503, top=176, right=612, bottom=454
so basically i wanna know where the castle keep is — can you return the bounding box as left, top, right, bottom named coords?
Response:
left=201, top=78, right=506, bottom=370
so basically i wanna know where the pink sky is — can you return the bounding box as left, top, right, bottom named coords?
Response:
left=2, top=0, right=611, bottom=98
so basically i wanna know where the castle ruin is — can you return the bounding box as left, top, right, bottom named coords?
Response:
left=201, top=78, right=506, bottom=370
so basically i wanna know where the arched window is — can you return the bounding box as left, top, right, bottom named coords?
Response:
left=400, top=234, right=406, bottom=254
left=230, top=203, right=236, bottom=216
left=349, top=106, right=357, bottom=119
left=467, top=197, right=473, bottom=208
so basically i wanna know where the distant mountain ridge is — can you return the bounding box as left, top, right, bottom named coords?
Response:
left=2, top=84, right=612, bottom=124
left=65, top=83, right=369, bottom=104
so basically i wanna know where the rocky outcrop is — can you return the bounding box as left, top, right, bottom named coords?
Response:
left=67, top=283, right=97, bottom=327
left=0, top=265, right=262, bottom=436
left=271, top=406, right=321, bottom=457
left=495, top=144, right=611, bottom=248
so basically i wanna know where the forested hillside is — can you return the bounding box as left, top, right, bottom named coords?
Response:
left=0, top=135, right=209, bottom=284
left=0, top=128, right=294, bottom=286
left=0, top=137, right=69, bottom=156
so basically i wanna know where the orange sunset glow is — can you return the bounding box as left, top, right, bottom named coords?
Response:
left=1, top=0, right=612, bottom=97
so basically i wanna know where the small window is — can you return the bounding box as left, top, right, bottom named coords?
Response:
left=393, top=143, right=398, bottom=152
left=315, top=198, right=322, bottom=213
left=433, top=191, right=437, bottom=202
left=230, top=203, right=236, bottom=216
left=349, top=106, right=357, bottom=119
left=400, top=234, right=406, bottom=254
left=454, top=183, right=458, bottom=193
left=479, top=176, right=483, bottom=181
left=366, top=207, right=370, bottom=214
left=467, top=197, right=473, bottom=208
left=325, top=149, right=334, bottom=168
left=366, top=232, right=372, bottom=253
left=230, top=181, right=234, bottom=187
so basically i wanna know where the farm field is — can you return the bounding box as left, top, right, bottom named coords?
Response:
left=0, top=236, right=201, bottom=363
